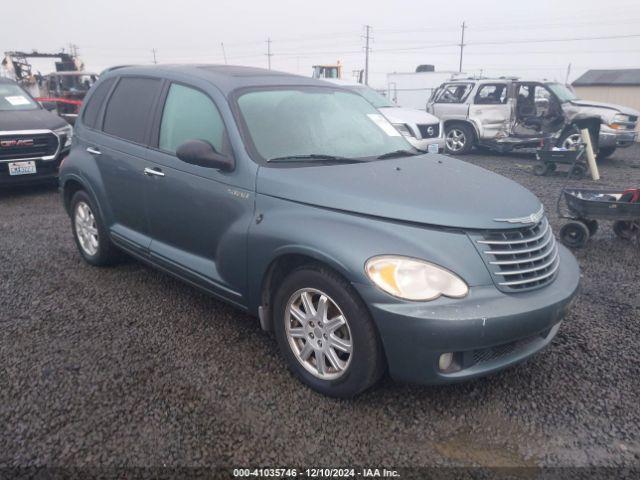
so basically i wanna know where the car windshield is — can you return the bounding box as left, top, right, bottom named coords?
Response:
left=236, top=87, right=411, bottom=163
left=547, top=83, right=578, bottom=103
left=0, top=83, right=39, bottom=111
left=352, top=86, right=395, bottom=108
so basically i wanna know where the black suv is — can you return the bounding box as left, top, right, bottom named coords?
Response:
left=0, top=77, right=72, bottom=186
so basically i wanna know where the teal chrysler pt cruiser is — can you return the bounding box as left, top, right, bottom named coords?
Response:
left=59, top=65, right=580, bottom=397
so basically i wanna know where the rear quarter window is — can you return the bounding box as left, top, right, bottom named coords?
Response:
left=82, top=78, right=115, bottom=129
left=103, top=77, right=162, bottom=144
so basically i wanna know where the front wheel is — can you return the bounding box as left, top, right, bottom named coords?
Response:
left=445, top=124, right=475, bottom=154
left=613, top=221, right=638, bottom=241
left=273, top=266, right=385, bottom=397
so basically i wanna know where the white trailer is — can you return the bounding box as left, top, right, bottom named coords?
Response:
left=386, top=70, right=462, bottom=110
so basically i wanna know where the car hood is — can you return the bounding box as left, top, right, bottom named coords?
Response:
left=569, top=99, right=640, bottom=117
left=378, top=106, right=440, bottom=125
left=0, top=109, right=68, bottom=131
left=257, top=154, right=542, bottom=230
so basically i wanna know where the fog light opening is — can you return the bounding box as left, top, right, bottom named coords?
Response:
left=439, top=352, right=454, bottom=372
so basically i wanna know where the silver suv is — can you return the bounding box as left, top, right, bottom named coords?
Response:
left=427, top=78, right=638, bottom=158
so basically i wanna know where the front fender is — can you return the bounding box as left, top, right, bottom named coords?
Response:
left=246, top=194, right=493, bottom=314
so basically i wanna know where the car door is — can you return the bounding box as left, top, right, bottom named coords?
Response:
left=85, top=76, right=163, bottom=254
left=144, top=81, right=254, bottom=305
left=468, top=83, right=511, bottom=139
left=428, top=83, right=474, bottom=120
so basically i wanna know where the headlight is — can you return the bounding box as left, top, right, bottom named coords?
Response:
left=365, top=256, right=468, bottom=301
left=54, top=125, right=73, bottom=147
left=612, top=114, right=631, bottom=123
left=392, top=123, right=414, bottom=138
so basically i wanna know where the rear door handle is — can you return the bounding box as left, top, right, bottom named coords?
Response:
left=144, top=167, right=165, bottom=177
left=86, top=147, right=102, bottom=155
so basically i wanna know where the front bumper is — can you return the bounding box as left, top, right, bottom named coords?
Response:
left=353, top=244, right=580, bottom=385
left=406, top=136, right=446, bottom=152
left=599, top=126, right=637, bottom=149
left=0, top=151, right=67, bottom=186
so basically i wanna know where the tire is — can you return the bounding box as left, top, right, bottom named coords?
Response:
left=444, top=124, right=475, bottom=155
left=70, top=190, right=121, bottom=266
left=534, top=163, right=555, bottom=176
left=273, top=265, right=385, bottom=398
left=597, top=147, right=616, bottom=160
left=560, top=221, right=590, bottom=248
left=581, top=219, right=599, bottom=236
left=613, top=221, right=638, bottom=241
left=570, top=164, right=587, bottom=179
left=559, top=129, right=582, bottom=151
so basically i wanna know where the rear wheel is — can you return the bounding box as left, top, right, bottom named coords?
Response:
left=273, top=266, right=385, bottom=397
left=70, top=190, right=121, bottom=266
left=570, top=164, right=587, bottom=179
left=560, top=221, right=590, bottom=248
left=445, top=124, right=474, bottom=155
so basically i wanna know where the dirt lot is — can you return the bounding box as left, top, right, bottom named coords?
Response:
left=1, top=145, right=639, bottom=469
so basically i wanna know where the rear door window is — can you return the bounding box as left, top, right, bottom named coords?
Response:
left=474, top=84, right=508, bottom=105
left=103, top=77, right=162, bottom=144
left=82, top=77, right=115, bottom=129
left=158, top=83, right=226, bottom=154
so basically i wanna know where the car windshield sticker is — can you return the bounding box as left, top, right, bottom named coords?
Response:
left=5, top=95, right=31, bottom=106
left=367, top=113, right=401, bottom=136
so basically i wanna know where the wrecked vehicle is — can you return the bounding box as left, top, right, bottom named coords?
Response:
left=39, top=71, right=99, bottom=125
left=427, top=78, right=639, bottom=158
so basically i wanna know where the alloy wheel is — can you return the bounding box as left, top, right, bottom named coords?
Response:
left=285, top=288, right=353, bottom=380
left=74, top=201, right=99, bottom=256
left=562, top=133, right=582, bottom=150
left=446, top=128, right=467, bottom=152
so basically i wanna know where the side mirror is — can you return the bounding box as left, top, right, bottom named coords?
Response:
left=40, top=101, right=57, bottom=111
left=176, top=140, right=234, bottom=171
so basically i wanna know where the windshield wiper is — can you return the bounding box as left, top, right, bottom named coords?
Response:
left=376, top=149, right=420, bottom=160
left=267, top=154, right=360, bottom=163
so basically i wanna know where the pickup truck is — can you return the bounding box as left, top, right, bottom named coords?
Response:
left=0, top=77, right=72, bottom=185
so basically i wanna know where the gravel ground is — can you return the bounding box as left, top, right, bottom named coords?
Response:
left=1, top=145, right=639, bottom=469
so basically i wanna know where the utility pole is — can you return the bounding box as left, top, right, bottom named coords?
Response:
left=221, top=42, right=228, bottom=64
left=565, top=62, right=572, bottom=84
left=363, top=25, right=372, bottom=85
left=458, top=21, right=466, bottom=73
left=152, top=48, right=157, bottom=64
left=266, top=38, right=273, bottom=70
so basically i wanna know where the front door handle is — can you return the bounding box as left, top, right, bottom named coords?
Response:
left=86, top=147, right=102, bottom=155
left=144, top=167, right=165, bottom=178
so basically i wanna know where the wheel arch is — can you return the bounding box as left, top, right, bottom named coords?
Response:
left=257, top=250, right=356, bottom=332
left=443, top=119, right=480, bottom=141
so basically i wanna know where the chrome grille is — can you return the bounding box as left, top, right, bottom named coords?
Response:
left=0, top=131, right=59, bottom=161
left=471, top=217, right=560, bottom=292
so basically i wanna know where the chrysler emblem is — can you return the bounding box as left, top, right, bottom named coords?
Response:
left=494, top=205, right=544, bottom=225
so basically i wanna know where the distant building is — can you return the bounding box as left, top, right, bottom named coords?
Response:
left=572, top=69, right=640, bottom=140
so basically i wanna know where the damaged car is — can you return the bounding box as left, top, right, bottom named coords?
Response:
left=427, top=78, right=638, bottom=158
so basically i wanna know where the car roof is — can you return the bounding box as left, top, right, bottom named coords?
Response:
left=100, top=64, right=336, bottom=96
left=47, top=71, right=98, bottom=76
